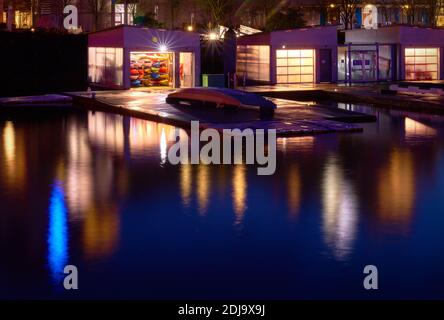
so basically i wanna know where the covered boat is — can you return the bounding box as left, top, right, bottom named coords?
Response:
left=166, top=87, right=276, bottom=118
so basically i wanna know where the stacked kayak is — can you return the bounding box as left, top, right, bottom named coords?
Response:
left=130, top=53, right=171, bottom=87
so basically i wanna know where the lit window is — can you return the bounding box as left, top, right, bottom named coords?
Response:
left=236, top=45, right=270, bottom=82
left=405, top=48, right=439, bottom=80
left=276, top=49, right=315, bottom=83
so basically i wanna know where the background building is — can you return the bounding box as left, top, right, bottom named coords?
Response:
left=2, top=1, right=444, bottom=32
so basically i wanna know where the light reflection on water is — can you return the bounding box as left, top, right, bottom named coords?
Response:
left=232, top=165, right=247, bottom=227
left=322, top=156, right=358, bottom=261
left=197, top=164, right=210, bottom=215
left=1, top=105, right=444, bottom=299
left=377, top=149, right=415, bottom=233
left=48, top=180, right=68, bottom=284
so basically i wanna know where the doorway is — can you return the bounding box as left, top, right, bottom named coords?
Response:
left=179, top=52, right=194, bottom=87
left=350, top=50, right=377, bottom=82
left=319, top=49, right=332, bottom=82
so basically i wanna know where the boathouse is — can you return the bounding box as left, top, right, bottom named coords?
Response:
left=343, top=26, right=444, bottom=82
left=88, top=25, right=201, bottom=89
left=236, top=26, right=338, bottom=85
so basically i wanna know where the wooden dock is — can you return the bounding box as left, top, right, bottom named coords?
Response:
left=63, top=90, right=368, bottom=137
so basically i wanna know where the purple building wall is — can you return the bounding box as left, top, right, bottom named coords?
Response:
left=237, top=26, right=338, bottom=84
left=345, top=26, right=444, bottom=81
left=88, top=25, right=201, bottom=89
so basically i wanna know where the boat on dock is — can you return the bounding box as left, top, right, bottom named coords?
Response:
left=166, top=87, right=277, bottom=118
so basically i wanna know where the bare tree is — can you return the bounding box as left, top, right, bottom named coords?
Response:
left=400, top=0, right=418, bottom=24
left=337, top=0, right=362, bottom=30
left=88, top=0, right=107, bottom=31
left=169, top=0, right=181, bottom=29
left=249, top=0, right=284, bottom=28
left=426, top=0, right=444, bottom=26
left=197, top=0, right=241, bottom=28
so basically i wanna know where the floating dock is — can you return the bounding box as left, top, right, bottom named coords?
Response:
left=63, top=90, right=368, bottom=136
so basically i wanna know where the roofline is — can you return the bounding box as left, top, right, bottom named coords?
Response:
left=87, top=24, right=199, bottom=35
left=238, top=24, right=339, bottom=39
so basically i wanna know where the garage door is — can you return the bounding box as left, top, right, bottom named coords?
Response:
left=405, top=48, right=439, bottom=81
left=276, top=49, right=315, bottom=83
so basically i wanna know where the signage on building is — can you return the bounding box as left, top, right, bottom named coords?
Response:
left=362, top=5, right=378, bottom=29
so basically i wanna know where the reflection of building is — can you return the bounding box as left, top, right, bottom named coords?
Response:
left=58, top=115, right=129, bottom=260
left=377, top=149, right=415, bottom=231
left=232, top=165, right=247, bottom=226
left=87, top=111, right=185, bottom=161
left=83, top=204, right=120, bottom=260
left=66, top=117, right=93, bottom=221
left=196, top=164, right=210, bottom=215
left=322, top=157, right=358, bottom=261
left=1, top=121, right=26, bottom=190
left=278, top=136, right=315, bottom=153
left=287, top=165, right=301, bottom=217
left=404, top=117, right=438, bottom=140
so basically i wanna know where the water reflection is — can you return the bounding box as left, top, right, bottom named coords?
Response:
left=277, top=136, right=314, bottom=153
left=197, top=164, right=210, bottom=215
left=180, top=164, right=192, bottom=207
left=48, top=180, right=68, bottom=284
left=322, top=157, right=358, bottom=261
left=404, top=117, right=437, bottom=142
left=1, top=121, right=26, bottom=190
left=128, top=118, right=184, bottom=161
left=66, top=120, right=93, bottom=221
left=160, top=128, right=167, bottom=164
left=232, top=165, right=247, bottom=226
left=88, top=112, right=185, bottom=162
left=377, top=149, right=415, bottom=231
left=2, top=121, right=15, bottom=163
left=2, top=105, right=444, bottom=299
left=88, top=112, right=125, bottom=155
left=287, top=165, right=301, bottom=217
left=83, top=205, right=120, bottom=260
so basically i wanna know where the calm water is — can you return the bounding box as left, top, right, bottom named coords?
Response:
left=1, top=103, right=444, bottom=299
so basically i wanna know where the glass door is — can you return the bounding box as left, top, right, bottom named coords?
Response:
left=350, top=50, right=377, bottom=82
left=179, top=52, right=194, bottom=87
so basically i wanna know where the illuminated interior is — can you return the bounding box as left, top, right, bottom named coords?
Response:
left=237, top=45, right=270, bottom=82
left=405, top=48, right=439, bottom=81
left=88, top=47, right=124, bottom=86
left=276, top=49, right=315, bottom=83
left=179, top=52, right=194, bottom=87
left=130, top=52, right=173, bottom=88
left=15, top=10, right=32, bottom=29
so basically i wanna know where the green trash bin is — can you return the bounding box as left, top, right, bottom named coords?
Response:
left=202, top=74, right=225, bottom=88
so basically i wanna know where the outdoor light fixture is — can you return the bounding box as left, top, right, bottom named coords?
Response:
left=330, top=4, right=335, bottom=8
left=282, top=45, right=286, bottom=49
left=209, top=32, right=218, bottom=40
left=159, top=44, right=168, bottom=52
left=187, top=25, right=193, bottom=32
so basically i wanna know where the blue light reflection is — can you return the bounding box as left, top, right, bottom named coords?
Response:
left=48, top=180, right=68, bottom=284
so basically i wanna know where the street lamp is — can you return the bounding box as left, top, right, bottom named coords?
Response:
left=209, top=32, right=218, bottom=40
